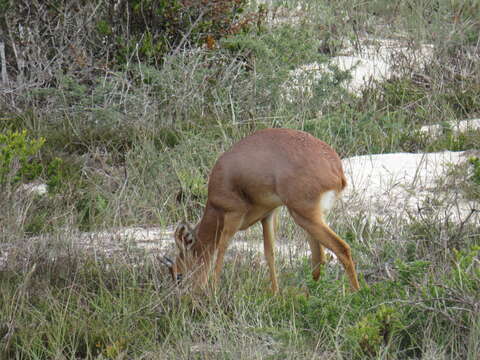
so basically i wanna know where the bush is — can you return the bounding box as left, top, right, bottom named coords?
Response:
left=347, top=305, right=402, bottom=357
left=0, top=130, right=45, bottom=187
left=0, top=0, right=249, bottom=87
left=109, top=0, right=249, bottom=65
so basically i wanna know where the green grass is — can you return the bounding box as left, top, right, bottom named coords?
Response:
left=1, top=224, right=478, bottom=358
left=1, top=0, right=480, bottom=358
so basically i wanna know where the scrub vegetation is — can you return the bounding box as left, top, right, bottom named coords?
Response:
left=0, top=0, right=479, bottom=358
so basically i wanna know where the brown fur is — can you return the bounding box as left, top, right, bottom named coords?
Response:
left=170, top=128, right=360, bottom=293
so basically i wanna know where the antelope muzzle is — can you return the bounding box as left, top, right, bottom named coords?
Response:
left=160, top=256, right=183, bottom=283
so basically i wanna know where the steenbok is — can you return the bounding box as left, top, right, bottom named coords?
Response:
left=162, top=128, right=360, bottom=293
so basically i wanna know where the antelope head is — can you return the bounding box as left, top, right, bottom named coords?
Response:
left=162, top=222, right=197, bottom=284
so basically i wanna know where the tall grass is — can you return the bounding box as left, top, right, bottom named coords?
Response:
left=1, top=0, right=479, bottom=358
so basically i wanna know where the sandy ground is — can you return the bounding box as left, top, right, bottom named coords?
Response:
left=2, top=35, right=478, bottom=267
left=343, top=151, right=478, bottom=221
left=420, top=119, right=480, bottom=137
left=84, top=149, right=478, bottom=267
left=3, top=148, right=476, bottom=270
left=283, top=37, right=433, bottom=101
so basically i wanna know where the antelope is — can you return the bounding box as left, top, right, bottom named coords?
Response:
left=162, top=128, right=360, bottom=293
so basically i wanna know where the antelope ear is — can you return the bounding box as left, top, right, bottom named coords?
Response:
left=174, top=222, right=195, bottom=250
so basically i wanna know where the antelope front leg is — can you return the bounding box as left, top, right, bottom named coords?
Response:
left=212, top=212, right=243, bottom=287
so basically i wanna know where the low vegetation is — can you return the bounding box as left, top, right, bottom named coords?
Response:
left=0, top=0, right=479, bottom=358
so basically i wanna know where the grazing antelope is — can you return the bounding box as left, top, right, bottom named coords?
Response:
left=162, top=128, right=360, bottom=293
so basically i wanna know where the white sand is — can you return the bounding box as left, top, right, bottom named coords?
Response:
left=420, top=119, right=480, bottom=138
left=2, top=149, right=478, bottom=268
left=284, top=38, right=433, bottom=100
left=65, top=151, right=480, bottom=258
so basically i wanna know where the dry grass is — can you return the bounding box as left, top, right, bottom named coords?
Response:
left=1, top=0, right=480, bottom=358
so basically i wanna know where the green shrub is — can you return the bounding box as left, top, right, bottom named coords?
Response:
left=0, top=129, right=72, bottom=195
left=2, top=0, right=249, bottom=71
left=450, top=245, right=480, bottom=294
left=103, top=0, right=249, bottom=65
left=0, top=129, right=45, bottom=186
left=396, top=260, right=431, bottom=286
left=347, top=305, right=402, bottom=357
left=76, top=192, right=110, bottom=231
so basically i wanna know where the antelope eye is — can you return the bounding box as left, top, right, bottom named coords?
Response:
left=176, top=273, right=183, bottom=283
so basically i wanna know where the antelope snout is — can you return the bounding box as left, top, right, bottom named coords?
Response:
left=160, top=256, right=183, bottom=283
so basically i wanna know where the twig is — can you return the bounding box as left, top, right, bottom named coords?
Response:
left=369, top=297, right=475, bottom=330
left=0, top=37, right=8, bottom=85
left=170, top=8, right=207, bottom=59
left=450, top=208, right=478, bottom=245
